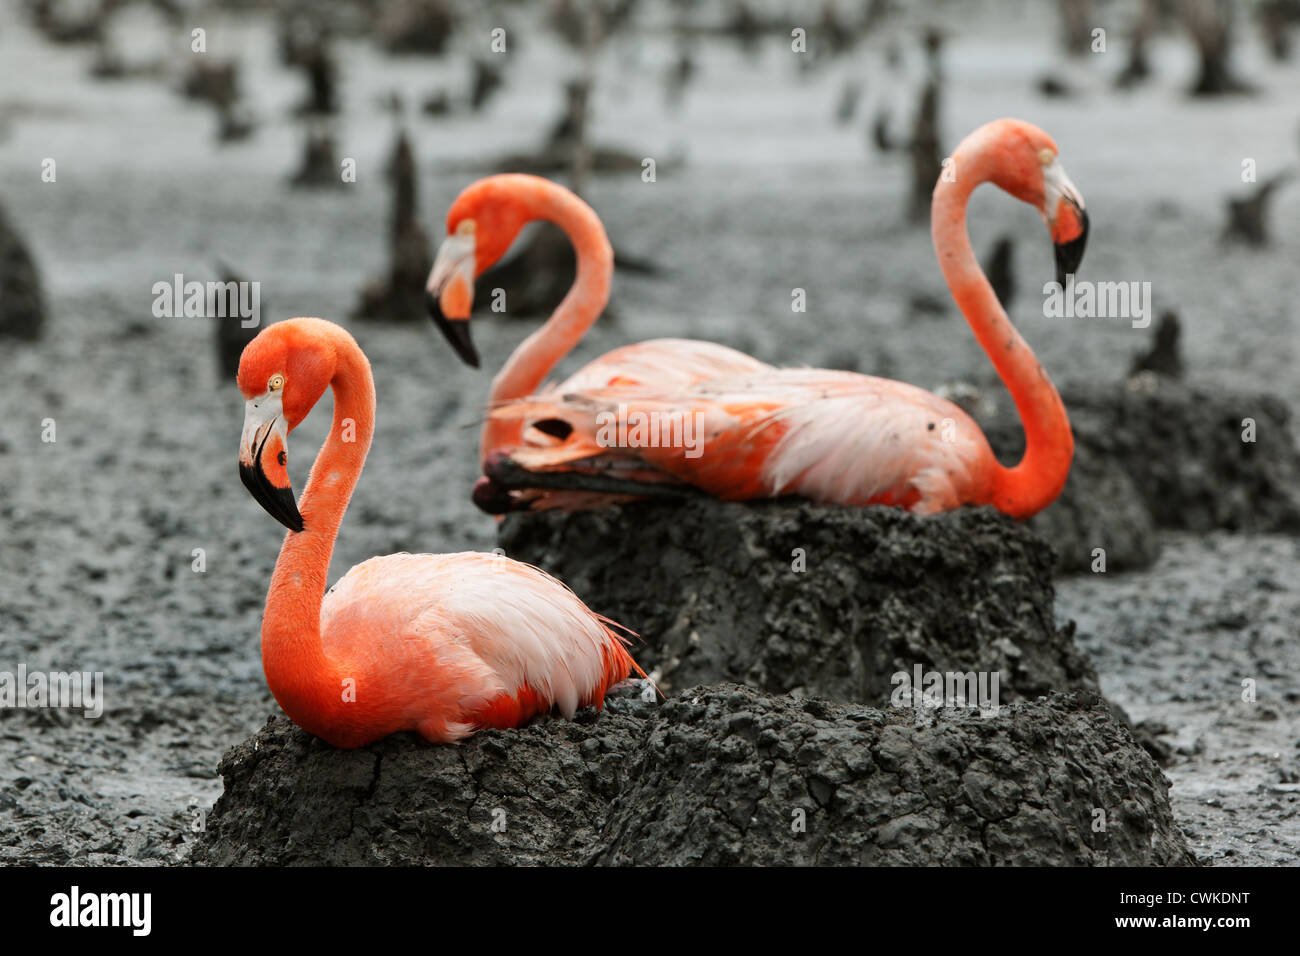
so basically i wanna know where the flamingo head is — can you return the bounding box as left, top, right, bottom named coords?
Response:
left=235, top=320, right=335, bottom=532
left=982, top=119, right=1089, bottom=286
left=426, top=177, right=535, bottom=368
left=425, top=218, right=480, bottom=368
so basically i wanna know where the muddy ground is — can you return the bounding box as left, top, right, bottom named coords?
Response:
left=500, top=502, right=1102, bottom=704
left=197, top=689, right=1194, bottom=867
left=0, top=1, right=1297, bottom=865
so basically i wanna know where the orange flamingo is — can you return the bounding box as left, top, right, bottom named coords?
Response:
left=437, top=119, right=1087, bottom=520
left=425, top=173, right=769, bottom=511
left=236, top=317, right=642, bottom=748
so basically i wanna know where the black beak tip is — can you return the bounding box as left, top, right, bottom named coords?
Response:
left=1053, top=207, right=1089, bottom=287
left=282, top=507, right=305, bottom=534
left=427, top=291, right=480, bottom=369
left=240, top=461, right=305, bottom=533
left=471, top=475, right=514, bottom=515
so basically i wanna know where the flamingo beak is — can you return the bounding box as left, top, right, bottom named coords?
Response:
left=426, top=227, right=480, bottom=369
left=239, top=395, right=303, bottom=533
left=1043, top=160, right=1088, bottom=286
left=471, top=474, right=520, bottom=514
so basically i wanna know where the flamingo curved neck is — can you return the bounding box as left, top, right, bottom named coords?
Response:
left=261, top=334, right=376, bottom=737
left=931, top=154, right=1073, bottom=519
left=484, top=182, right=613, bottom=461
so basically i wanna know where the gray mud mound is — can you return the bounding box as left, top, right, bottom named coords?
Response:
left=0, top=203, right=45, bottom=340
left=196, top=687, right=1193, bottom=866
left=194, top=690, right=655, bottom=867
left=984, top=380, right=1300, bottom=573
left=1016, top=435, right=1159, bottom=575
left=501, top=501, right=1097, bottom=702
left=599, top=687, right=1194, bottom=866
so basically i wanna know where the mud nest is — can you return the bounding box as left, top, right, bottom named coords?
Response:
left=195, top=687, right=1194, bottom=866
left=0, top=204, right=46, bottom=340
left=984, top=380, right=1300, bottom=573
left=500, top=501, right=1098, bottom=702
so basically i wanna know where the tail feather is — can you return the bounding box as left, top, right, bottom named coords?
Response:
left=597, top=619, right=657, bottom=700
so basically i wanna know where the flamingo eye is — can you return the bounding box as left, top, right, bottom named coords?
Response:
left=268, top=374, right=285, bottom=392
left=1038, top=148, right=1056, bottom=167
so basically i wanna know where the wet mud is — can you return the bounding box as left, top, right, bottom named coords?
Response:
left=2, top=1, right=1297, bottom=868
left=501, top=501, right=1098, bottom=704
left=0, top=204, right=46, bottom=341
left=986, top=380, right=1300, bottom=574
left=198, top=686, right=1193, bottom=867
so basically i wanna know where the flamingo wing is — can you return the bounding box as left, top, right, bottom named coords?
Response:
left=544, top=337, right=773, bottom=395
left=320, top=551, right=638, bottom=742
left=489, top=369, right=996, bottom=512
left=748, top=372, right=994, bottom=511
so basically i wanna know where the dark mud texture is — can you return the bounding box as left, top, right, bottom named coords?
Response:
left=0, top=203, right=45, bottom=340
left=500, top=501, right=1097, bottom=702
left=983, top=380, right=1300, bottom=573
left=0, top=696, right=244, bottom=865
left=195, top=687, right=1193, bottom=866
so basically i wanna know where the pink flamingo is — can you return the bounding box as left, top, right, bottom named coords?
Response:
left=424, top=174, right=770, bottom=511
left=434, top=119, right=1088, bottom=520
left=237, top=317, right=642, bottom=748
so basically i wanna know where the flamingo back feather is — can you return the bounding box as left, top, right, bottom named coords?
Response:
left=318, top=551, right=641, bottom=743
left=487, top=369, right=997, bottom=513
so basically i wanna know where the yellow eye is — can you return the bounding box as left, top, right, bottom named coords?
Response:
left=1038, top=148, right=1056, bottom=167
left=455, top=218, right=476, bottom=236
left=268, top=374, right=285, bottom=391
